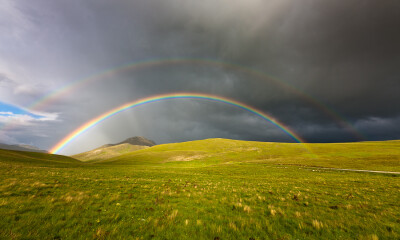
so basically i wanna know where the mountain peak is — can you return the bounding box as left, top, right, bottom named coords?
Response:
left=116, top=136, right=156, bottom=147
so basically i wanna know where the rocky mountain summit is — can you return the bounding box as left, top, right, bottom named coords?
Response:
left=114, top=136, right=156, bottom=147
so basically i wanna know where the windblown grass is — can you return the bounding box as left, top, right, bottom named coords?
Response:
left=103, top=139, right=400, bottom=171
left=1, top=139, right=399, bottom=239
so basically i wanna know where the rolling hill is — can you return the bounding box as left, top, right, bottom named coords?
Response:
left=0, top=148, right=81, bottom=167
left=1, top=139, right=399, bottom=239
left=94, top=138, right=400, bottom=171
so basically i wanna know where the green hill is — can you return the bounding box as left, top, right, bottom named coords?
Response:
left=0, top=149, right=81, bottom=167
left=98, top=138, right=400, bottom=171
left=1, top=139, right=399, bottom=239
left=72, top=143, right=149, bottom=162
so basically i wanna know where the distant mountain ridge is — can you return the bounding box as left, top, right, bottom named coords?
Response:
left=113, top=136, right=156, bottom=147
left=0, top=143, right=47, bottom=153
left=72, top=136, right=156, bottom=162
left=72, top=143, right=149, bottom=162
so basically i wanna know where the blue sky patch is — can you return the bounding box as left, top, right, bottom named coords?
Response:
left=0, top=102, right=42, bottom=119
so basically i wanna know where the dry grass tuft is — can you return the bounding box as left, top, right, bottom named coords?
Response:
left=270, top=209, right=277, bottom=216
left=31, top=181, right=47, bottom=188
left=229, top=222, right=238, bottom=231
left=93, top=227, right=108, bottom=239
left=62, top=191, right=89, bottom=203
left=358, top=234, right=379, bottom=240
left=168, top=209, right=178, bottom=221
left=243, top=205, right=251, bottom=213
left=312, top=219, right=324, bottom=230
left=0, top=199, right=8, bottom=206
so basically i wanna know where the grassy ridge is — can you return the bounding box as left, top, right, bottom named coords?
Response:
left=1, top=140, right=399, bottom=239
left=101, top=139, right=400, bottom=171
left=0, top=149, right=81, bottom=167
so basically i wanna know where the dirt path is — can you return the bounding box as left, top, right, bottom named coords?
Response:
left=306, top=166, right=400, bottom=175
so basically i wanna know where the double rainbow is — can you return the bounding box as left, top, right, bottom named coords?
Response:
left=50, top=93, right=306, bottom=154
left=27, top=58, right=363, bottom=140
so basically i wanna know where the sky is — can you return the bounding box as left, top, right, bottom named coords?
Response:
left=0, top=0, right=399, bottom=155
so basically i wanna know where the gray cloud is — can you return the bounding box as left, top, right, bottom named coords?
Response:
left=1, top=0, right=399, bottom=154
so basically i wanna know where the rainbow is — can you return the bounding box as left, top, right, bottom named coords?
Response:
left=27, top=58, right=363, bottom=140
left=50, top=93, right=306, bottom=154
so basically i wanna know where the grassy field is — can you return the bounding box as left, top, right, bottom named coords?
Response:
left=1, top=139, right=399, bottom=239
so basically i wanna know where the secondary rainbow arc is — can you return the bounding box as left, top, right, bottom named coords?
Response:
left=28, top=58, right=364, bottom=140
left=50, top=93, right=306, bottom=154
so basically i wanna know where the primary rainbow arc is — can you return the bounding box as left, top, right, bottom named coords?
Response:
left=50, top=93, right=306, bottom=154
left=25, top=58, right=363, bottom=140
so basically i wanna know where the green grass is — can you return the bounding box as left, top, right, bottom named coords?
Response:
left=101, top=139, right=400, bottom=171
left=0, top=149, right=81, bottom=167
left=1, top=139, right=399, bottom=239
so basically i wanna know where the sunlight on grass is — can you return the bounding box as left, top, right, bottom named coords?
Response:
left=1, top=139, right=399, bottom=239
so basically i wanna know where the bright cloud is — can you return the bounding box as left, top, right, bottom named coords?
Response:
left=0, top=102, right=58, bottom=126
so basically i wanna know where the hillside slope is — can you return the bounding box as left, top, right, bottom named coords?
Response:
left=72, top=143, right=149, bottom=162
left=1, top=139, right=399, bottom=239
left=98, top=138, right=400, bottom=171
left=0, top=149, right=81, bottom=167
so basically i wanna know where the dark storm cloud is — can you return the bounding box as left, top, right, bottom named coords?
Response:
left=1, top=0, right=399, bottom=154
left=146, top=0, right=400, bottom=116
left=138, top=0, right=400, bottom=137
left=276, top=0, right=400, bottom=119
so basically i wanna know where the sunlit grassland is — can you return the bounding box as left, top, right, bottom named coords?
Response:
left=0, top=149, right=81, bottom=167
left=1, top=139, right=399, bottom=239
left=102, top=139, right=400, bottom=171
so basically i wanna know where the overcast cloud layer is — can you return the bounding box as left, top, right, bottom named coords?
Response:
left=0, top=0, right=399, bottom=154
